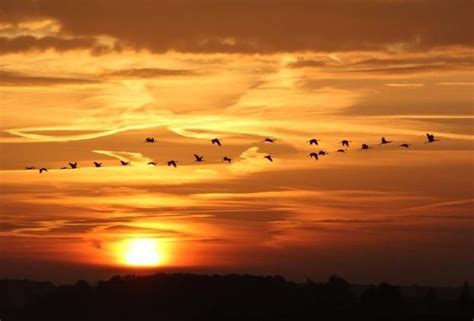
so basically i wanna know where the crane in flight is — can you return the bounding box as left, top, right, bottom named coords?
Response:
left=425, top=133, right=439, bottom=143
left=380, top=137, right=392, bottom=145
left=308, top=138, right=319, bottom=146
left=309, top=152, right=319, bottom=160
left=168, top=160, right=178, bottom=168
left=223, top=156, right=232, bottom=163
left=194, top=154, right=204, bottom=162
left=341, top=140, right=351, bottom=147
left=264, top=155, right=274, bottom=162
left=120, top=160, right=130, bottom=166
left=144, top=137, right=155, bottom=143
left=211, top=138, right=222, bottom=146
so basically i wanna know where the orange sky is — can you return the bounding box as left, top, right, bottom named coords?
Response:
left=0, top=0, right=473, bottom=285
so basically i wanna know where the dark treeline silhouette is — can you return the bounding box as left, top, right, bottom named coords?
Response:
left=0, top=274, right=472, bottom=321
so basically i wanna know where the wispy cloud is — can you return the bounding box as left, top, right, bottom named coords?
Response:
left=385, top=83, right=424, bottom=87
left=92, top=150, right=153, bottom=165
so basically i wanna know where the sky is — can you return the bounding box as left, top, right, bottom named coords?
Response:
left=0, top=0, right=473, bottom=285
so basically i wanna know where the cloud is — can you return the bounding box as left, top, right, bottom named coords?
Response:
left=102, top=224, right=188, bottom=237
left=0, top=70, right=98, bottom=86
left=437, top=82, right=474, bottom=86
left=104, top=68, right=198, bottom=78
left=385, top=83, right=424, bottom=87
left=228, top=146, right=270, bottom=174
left=289, top=59, right=328, bottom=68
left=291, top=53, right=474, bottom=74
left=2, top=0, right=474, bottom=54
left=344, top=64, right=457, bottom=74
left=0, top=35, right=107, bottom=54
left=92, top=150, right=153, bottom=165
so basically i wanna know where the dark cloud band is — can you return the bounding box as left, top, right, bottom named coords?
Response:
left=1, top=0, right=473, bottom=54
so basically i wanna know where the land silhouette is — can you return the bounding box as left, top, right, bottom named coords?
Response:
left=0, top=273, right=472, bottom=320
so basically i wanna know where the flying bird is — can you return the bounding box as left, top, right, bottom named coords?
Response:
left=211, top=138, right=222, bottom=146
left=193, top=154, right=204, bottom=162
left=263, top=137, right=275, bottom=143
left=318, top=150, right=328, bottom=156
left=39, top=168, right=48, bottom=174
left=308, top=138, right=319, bottom=146
left=147, top=161, right=157, bottom=166
left=59, top=167, right=68, bottom=170
left=168, top=160, right=178, bottom=168
left=144, top=137, right=155, bottom=143
left=264, top=155, right=273, bottom=162
left=223, top=156, right=232, bottom=163
left=380, top=137, right=392, bottom=145
left=337, top=149, right=346, bottom=153
left=120, top=160, right=130, bottom=166
left=309, top=152, right=319, bottom=160
left=425, top=133, right=439, bottom=143
left=69, top=162, right=78, bottom=169
left=400, top=143, right=411, bottom=148
left=93, top=162, right=102, bottom=167
left=25, top=166, right=36, bottom=170
left=341, top=140, right=351, bottom=147
left=361, top=144, right=370, bottom=150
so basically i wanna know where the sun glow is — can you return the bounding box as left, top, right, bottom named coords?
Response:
left=123, top=238, right=163, bottom=267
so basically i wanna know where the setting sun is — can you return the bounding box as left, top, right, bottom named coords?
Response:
left=123, top=239, right=163, bottom=267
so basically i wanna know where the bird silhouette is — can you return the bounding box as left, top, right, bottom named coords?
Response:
left=144, top=137, right=155, bottom=143
left=337, top=149, right=346, bottom=153
left=318, top=150, right=328, bottom=156
left=361, top=144, right=370, bottom=150
left=147, top=161, right=157, bottom=166
left=69, top=162, right=78, bottom=169
left=168, top=160, right=178, bottom=168
left=25, top=166, right=36, bottom=170
left=93, top=162, right=102, bottom=167
left=308, top=138, right=319, bottom=145
left=193, top=154, right=204, bottom=162
left=264, top=155, right=273, bottom=162
left=309, top=152, right=319, bottom=160
left=39, top=168, right=48, bottom=174
left=425, top=133, right=439, bottom=143
left=120, top=160, right=130, bottom=166
left=380, top=137, right=392, bottom=145
left=400, top=143, right=411, bottom=148
left=341, top=140, right=351, bottom=147
left=263, top=137, right=275, bottom=143
left=223, top=156, right=232, bottom=163
left=211, top=138, right=222, bottom=146
left=59, top=167, right=68, bottom=170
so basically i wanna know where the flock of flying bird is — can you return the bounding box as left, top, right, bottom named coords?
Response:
left=26, top=133, right=440, bottom=173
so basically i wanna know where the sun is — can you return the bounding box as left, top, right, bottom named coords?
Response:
left=123, top=238, right=163, bottom=267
